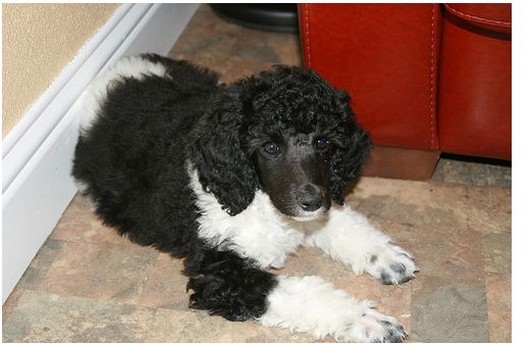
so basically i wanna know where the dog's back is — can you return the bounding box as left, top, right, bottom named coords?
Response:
left=72, top=54, right=219, bottom=256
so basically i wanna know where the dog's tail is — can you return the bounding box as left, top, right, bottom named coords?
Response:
left=77, top=54, right=170, bottom=137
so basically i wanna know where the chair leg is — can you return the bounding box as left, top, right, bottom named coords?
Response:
left=361, top=145, right=440, bottom=180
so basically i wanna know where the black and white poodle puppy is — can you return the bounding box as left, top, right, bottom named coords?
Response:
left=72, top=54, right=418, bottom=343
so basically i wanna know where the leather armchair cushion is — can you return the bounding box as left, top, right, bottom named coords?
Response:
left=437, top=3, right=511, bottom=160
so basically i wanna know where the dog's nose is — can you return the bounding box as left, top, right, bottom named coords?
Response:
left=297, top=184, right=324, bottom=212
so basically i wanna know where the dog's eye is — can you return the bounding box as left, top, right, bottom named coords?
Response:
left=263, top=142, right=280, bottom=156
left=315, top=137, right=330, bottom=150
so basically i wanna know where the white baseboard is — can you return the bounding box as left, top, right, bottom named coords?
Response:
left=2, top=3, right=199, bottom=303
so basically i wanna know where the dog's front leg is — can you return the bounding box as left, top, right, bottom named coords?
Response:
left=259, top=275, right=407, bottom=342
left=187, top=248, right=407, bottom=342
left=304, top=205, right=418, bottom=285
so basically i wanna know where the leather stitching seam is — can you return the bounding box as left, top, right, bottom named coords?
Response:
left=444, top=4, right=510, bottom=27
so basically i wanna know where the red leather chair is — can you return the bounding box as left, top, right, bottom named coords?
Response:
left=298, top=4, right=511, bottom=179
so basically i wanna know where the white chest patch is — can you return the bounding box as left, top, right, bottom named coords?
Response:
left=189, top=168, right=304, bottom=269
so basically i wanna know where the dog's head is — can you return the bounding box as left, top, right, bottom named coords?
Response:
left=189, top=66, right=371, bottom=219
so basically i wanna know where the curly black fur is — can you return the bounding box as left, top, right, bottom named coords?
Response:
left=185, top=241, right=277, bottom=321
left=72, top=54, right=370, bottom=321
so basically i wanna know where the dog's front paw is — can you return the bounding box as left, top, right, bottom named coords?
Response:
left=337, top=306, right=407, bottom=343
left=366, top=243, right=418, bottom=285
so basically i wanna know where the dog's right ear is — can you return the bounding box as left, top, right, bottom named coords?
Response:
left=188, top=85, right=259, bottom=216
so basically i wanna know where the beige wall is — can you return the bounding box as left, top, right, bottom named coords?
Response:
left=2, top=3, right=119, bottom=137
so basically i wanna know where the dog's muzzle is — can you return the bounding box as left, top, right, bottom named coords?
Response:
left=291, top=183, right=330, bottom=221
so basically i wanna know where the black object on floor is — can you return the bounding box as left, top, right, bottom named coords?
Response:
left=210, top=4, right=299, bottom=33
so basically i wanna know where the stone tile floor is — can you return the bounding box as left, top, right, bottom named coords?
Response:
left=3, top=5, right=512, bottom=343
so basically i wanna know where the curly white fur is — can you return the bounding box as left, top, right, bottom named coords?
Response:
left=259, top=275, right=407, bottom=342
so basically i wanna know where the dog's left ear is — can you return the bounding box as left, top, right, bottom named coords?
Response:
left=188, top=86, right=259, bottom=216
left=329, top=91, right=372, bottom=205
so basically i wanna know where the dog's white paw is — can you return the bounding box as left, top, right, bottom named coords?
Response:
left=336, top=305, right=407, bottom=343
left=365, top=243, right=418, bottom=285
